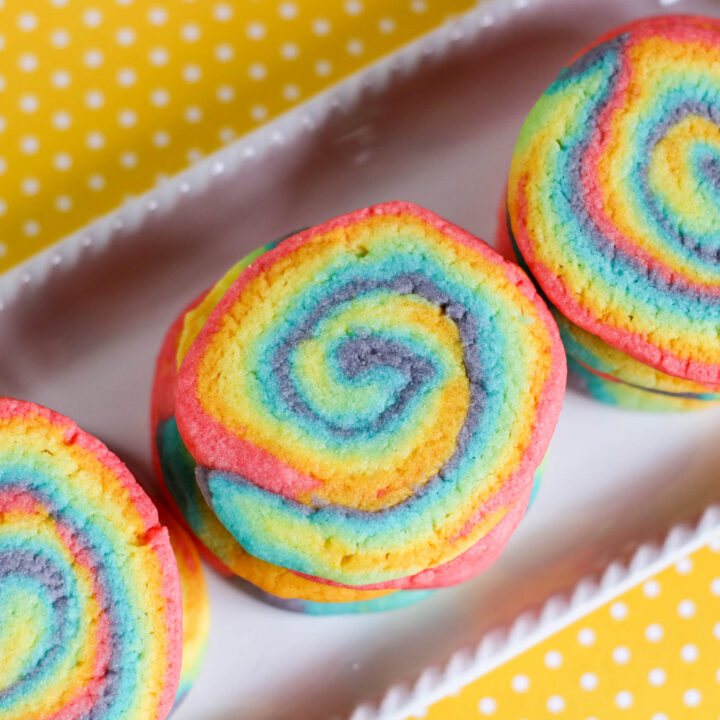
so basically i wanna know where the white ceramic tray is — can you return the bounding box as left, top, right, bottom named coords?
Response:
left=2, top=0, right=720, bottom=718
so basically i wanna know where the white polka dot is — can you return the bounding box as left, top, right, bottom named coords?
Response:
left=18, top=53, right=38, bottom=72
left=643, top=579, right=661, bottom=598
left=315, top=59, right=332, bottom=76
left=312, top=17, right=331, bottom=35
left=115, top=0, right=134, bottom=5
left=681, top=643, right=698, bottom=662
left=511, top=674, right=529, bottom=693
left=187, top=148, right=203, bottom=163
left=20, top=136, right=39, bottom=154
left=50, top=28, right=71, bottom=48
left=577, top=628, right=595, bottom=646
left=711, top=577, right=720, bottom=596
left=219, top=126, right=235, bottom=143
left=610, top=602, right=628, bottom=620
left=116, top=27, right=135, bottom=45
left=0, top=75, right=5, bottom=92
left=378, top=17, right=396, bottom=33
left=675, top=556, right=693, bottom=574
left=646, top=623, right=664, bottom=642
left=17, top=12, right=38, bottom=32
left=216, top=85, right=235, bottom=103
left=53, top=152, right=72, bottom=171
left=88, top=173, right=105, bottom=191
left=613, top=646, right=631, bottom=665
left=23, top=220, right=40, bottom=237
left=0, top=157, right=6, bottom=173
left=648, top=668, right=666, bottom=686
left=683, top=689, right=701, bottom=707
left=0, top=35, right=4, bottom=52
left=0, top=241, right=6, bottom=256
left=546, top=695, right=565, bottom=713
left=615, top=691, right=633, bottom=709
left=214, top=43, right=234, bottom=62
left=282, top=84, right=300, bottom=101
left=119, top=151, right=137, bottom=168
left=248, top=63, right=267, bottom=80
left=213, top=3, right=233, bottom=21
left=51, top=69, right=71, bottom=88
left=150, top=88, right=170, bottom=106
left=52, top=111, right=72, bottom=130
left=246, top=21, right=266, bottom=40
left=50, top=0, right=69, bottom=6
left=21, top=178, right=40, bottom=196
left=86, top=131, right=105, bottom=150
left=580, top=673, right=598, bottom=691
left=117, top=68, right=136, bottom=86
left=345, top=0, right=363, bottom=14
left=149, top=47, right=169, bottom=66
left=118, top=109, right=137, bottom=127
left=478, top=697, right=496, bottom=715
left=84, top=49, right=104, bottom=68
left=651, top=714, right=669, bottom=720
left=148, top=7, right=168, bottom=25
left=544, top=650, right=562, bottom=669
left=182, top=64, right=202, bottom=83
left=83, top=8, right=103, bottom=27
left=85, top=90, right=104, bottom=109
left=181, top=23, right=200, bottom=42
left=280, top=42, right=299, bottom=59
left=278, top=2, right=298, bottom=19
left=153, top=130, right=170, bottom=147
left=411, top=0, right=428, bottom=12
left=715, top=668, right=720, bottom=682
left=19, top=94, right=39, bottom=113
left=55, top=195, right=72, bottom=212
left=714, top=622, right=720, bottom=640
left=678, top=599, right=696, bottom=618
left=184, top=106, right=203, bottom=123
left=0, top=116, right=6, bottom=133
left=250, top=104, right=268, bottom=121
left=347, top=38, right=365, bottom=55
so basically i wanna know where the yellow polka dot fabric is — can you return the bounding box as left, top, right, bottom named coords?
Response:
left=0, top=0, right=473, bottom=273
left=413, top=539, right=720, bottom=720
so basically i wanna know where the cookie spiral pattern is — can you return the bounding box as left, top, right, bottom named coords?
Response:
left=0, top=398, right=181, bottom=720
left=508, top=15, right=720, bottom=386
left=152, top=290, right=396, bottom=607
left=176, top=202, right=564, bottom=587
left=495, top=198, right=720, bottom=410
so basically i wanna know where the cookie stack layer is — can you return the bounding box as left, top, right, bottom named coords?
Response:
left=154, top=202, right=565, bottom=611
left=506, top=15, right=720, bottom=411
left=0, top=398, right=182, bottom=720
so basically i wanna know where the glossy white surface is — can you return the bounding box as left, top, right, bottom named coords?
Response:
left=1, top=1, right=719, bottom=718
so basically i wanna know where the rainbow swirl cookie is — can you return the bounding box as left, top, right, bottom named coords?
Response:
left=160, top=507, right=210, bottom=708
left=507, top=15, right=720, bottom=410
left=0, top=398, right=182, bottom=720
left=173, top=202, right=565, bottom=593
left=152, top=253, right=430, bottom=612
left=496, top=196, right=720, bottom=411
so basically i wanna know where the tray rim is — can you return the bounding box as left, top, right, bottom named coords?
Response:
left=1, top=1, right=718, bottom=719
left=349, top=504, right=720, bottom=720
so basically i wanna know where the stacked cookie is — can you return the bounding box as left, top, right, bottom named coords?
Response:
left=504, top=15, right=720, bottom=411
left=153, top=201, right=565, bottom=612
left=0, top=398, right=209, bottom=720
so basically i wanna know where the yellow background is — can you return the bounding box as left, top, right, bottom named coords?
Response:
left=0, top=2, right=719, bottom=718
left=0, top=0, right=473, bottom=272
